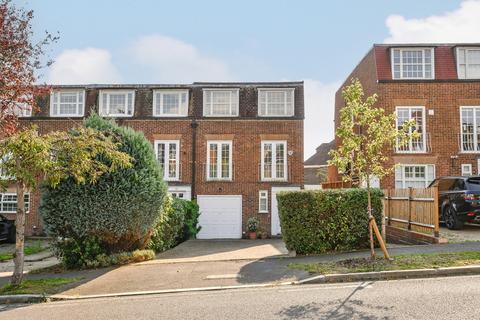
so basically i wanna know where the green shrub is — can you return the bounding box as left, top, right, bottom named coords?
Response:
left=52, top=237, right=106, bottom=269
left=40, top=114, right=167, bottom=254
left=85, top=250, right=155, bottom=268
left=179, top=199, right=201, bottom=240
left=148, top=195, right=186, bottom=252
left=277, top=189, right=383, bottom=254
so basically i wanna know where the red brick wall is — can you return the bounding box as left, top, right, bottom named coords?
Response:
left=9, top=83, right=304, bottom=236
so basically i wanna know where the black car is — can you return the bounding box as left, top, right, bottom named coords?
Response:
left=0, top=215, right=15, bottom=243
left=428, top=176, right=480, bottom=230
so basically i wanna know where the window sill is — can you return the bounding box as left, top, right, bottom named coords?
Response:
left=206, top=179, right=233, bottom=182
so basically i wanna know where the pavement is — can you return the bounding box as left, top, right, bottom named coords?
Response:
left=2, top=274, right=480, bottom=319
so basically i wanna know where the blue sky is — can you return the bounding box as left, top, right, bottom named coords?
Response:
left=17, top=0, right=479, bottom=158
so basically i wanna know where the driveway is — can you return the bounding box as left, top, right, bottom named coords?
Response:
left=440, top=223, right=480, bottom=243
left=145, top=239, right=289, bottom=264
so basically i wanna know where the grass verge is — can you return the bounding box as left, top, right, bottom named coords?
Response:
left=289, top=251, right=480, bottom=274
left=0, top=241, right=49, bottom=262
left=0, top=278, right=80, bottom=295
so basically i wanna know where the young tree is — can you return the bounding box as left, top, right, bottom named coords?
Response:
left=0, top=0, right=57, bottom=135
left=329, top=78, right=417, bottom=259
left=0, top=126, right=132, bottom=285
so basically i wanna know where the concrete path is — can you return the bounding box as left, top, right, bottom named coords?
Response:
left=149, top=239, right=289, bottom=264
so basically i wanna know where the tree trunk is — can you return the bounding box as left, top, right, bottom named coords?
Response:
left=367, top=178, right=375, bottom=258
left=11, top=178, right=25, bottom=286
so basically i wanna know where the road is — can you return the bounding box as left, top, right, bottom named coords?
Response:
left=0, top=275, right=479, bottom=319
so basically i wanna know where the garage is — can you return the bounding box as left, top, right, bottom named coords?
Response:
left=197, top=195, right=242, bottom=239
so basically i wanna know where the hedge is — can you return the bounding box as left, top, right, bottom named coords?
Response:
left=277, top=189, right=383, bottom=254
left=40, top=114, right=167, bottom=253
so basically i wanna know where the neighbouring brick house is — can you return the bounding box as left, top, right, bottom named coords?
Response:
left=333, top=43, right=480, bottom=189
left=304, top=140, right=334, bottom=189
left=1, top=82, right=304, bottom=238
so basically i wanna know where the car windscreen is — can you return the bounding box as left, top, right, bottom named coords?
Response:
left=466, top=178, right=480, bottom=190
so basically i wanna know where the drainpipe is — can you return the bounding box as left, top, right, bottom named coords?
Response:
left=191, top=120, right=198, bottom=199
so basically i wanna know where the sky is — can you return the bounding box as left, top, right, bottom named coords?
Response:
left=15, top=0, right=480, bottom=158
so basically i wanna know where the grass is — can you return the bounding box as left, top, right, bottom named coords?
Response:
left=289, top=251, right=480, bottom=274
left=0, top=241, right=49, bottom=262
left=0, top=278, right=80, bottom=295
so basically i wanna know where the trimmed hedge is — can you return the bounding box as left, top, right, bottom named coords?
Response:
left=40, top=114, right=167, bottom=253
left=277, top=189, right=383, bottom=254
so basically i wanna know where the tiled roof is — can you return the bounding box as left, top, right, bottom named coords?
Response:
left=304, top=139, right=335, bottom=166
left=304, top=166, right=328, bottom=185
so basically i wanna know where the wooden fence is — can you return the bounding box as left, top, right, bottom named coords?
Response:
left=321, top=181, right=352, bottom=189
left=383, top=187, right=439, bottom=237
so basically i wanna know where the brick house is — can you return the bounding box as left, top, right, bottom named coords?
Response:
left=304, top=140, right=334, bottom=189
left=333, top=43, right=480, bottom=189
left=0, top=82, right=304, bottom=238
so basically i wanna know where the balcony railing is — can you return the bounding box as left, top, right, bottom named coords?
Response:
left=459, top=132, right=479, bottom=152
left=396, top=133, right=431, bottom=153
left=257, top=163, right=290, bottom=182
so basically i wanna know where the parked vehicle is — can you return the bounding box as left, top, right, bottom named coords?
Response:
left=0, top=214, right=15, bottom=243
left=428, top=176, right=480, bottom=230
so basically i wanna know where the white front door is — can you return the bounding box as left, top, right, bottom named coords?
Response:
left=197, top=195, right=242, bottom=239
left=271, top=187, right=301, bottom=236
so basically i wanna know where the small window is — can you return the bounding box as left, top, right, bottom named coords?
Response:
left=0, top=193, right=30, bottom=213
left=99, top=90, right=135, bottom=117
left=50, top=90, right=85, bottom=117
left=259, top=190, right=268, bottom=213
left=462, top=164, right=473, bottom=176
left=203, top=89, right=239, bottom=117
left=258, top=89, right=294, bottom=116
left=207, top=141, right=232, bottom=180
left=261, top=141, right=287, bottom=181
left=391, top=48, right=434, bottom=79
left=457, top=47, right=480, bottom=79
left=154, top=140, right=180, bottom=181
left=153, top=90, right=188, bottom=117
left=394, top=164, right=435, bottom=188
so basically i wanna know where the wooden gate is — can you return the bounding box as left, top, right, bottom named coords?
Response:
left=383, top=187, right=439, bottom=238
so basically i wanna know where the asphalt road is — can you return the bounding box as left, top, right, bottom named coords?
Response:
left=1, top=275, right=479, bottom=319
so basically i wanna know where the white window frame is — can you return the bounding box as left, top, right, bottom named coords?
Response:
left=152, top=90, right=189, bottom=117
left=391, top=48, right=435, bottom=80
left=395, top=164, right=435, bottom=189
left=261, top=140, right=288, bottom=181
left=203, top=89, right=239, bottom=117
left=456, top=47, right=480, bottom=79
left=99, top=90, right=135, bottom=117
left=459, top=106, right=480, bottom=153
left=206, top=140, right=233, bottom=181
left=259, top=190, right=268, bottom=213
left=462, top=164, right=473, bottom=177
left=258, top=88, right=295, bottom=117
left=0, top=193, right=30, bottom=213
left=50, top=89, right=85, bottom=117
left=395, top=106, right=426, bottom=153
left=154, top=140, right=180, bottom=181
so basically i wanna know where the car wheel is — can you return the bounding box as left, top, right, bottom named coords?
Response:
left=7, top=226, right=15, bottom=243
left=444, top=206, right=464, bottom=230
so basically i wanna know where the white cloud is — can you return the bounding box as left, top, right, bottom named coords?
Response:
left=48, top=48, right=121, bottom=84
left=303, top=79, right=339, bottom=159
left=385, top=0, right=480, bottom=43
left=129, top=34, right=233, bottom=83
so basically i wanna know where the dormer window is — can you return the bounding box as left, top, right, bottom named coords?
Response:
left=203, top=89, right=239, bottom=117
left=50, top=90, right=85, bottom=117
left=457, top=47, right=480, bottom=79
left=391, top=48, right=434, bottom=80
left=258, top=88, right=294, bottom=117
left=99, top=90, right=135, bottom=117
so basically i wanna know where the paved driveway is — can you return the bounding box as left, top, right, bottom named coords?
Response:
left=441, top=223, right=480, bottom=243
left=143, top=239, right=289, bottom=264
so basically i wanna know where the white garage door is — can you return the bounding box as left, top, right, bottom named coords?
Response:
left=197, top=195, right=242, bottom=239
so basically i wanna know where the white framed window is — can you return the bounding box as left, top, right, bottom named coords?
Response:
left=462, top=164, right=473, bottom=176
left=460, top=106, right=480, bottom=152
left=258, top=88, right=294, bottom=116
left=0, top=193, right=30, bottom=213
left=457, top=47, right=480, bottom=79
left=396, top=106, right=426, bottom=153
left=394, top=164, right=435, bottom=189
left=50, top=90, right=85, bottom=117
left=99, top=90, right=135, bottom=117
left=391, top=48, right=434, bottom=79
left=259, top=190, right=268, bottom=213
left=203, top=89, right=239, bottom=117
left=153, top=90, right=188, bottom=117
left=207, top=141, right=232, bottom=180
left=154, top=140, right=180, bottom=181
left=261, top=141, right=287, bottom=181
